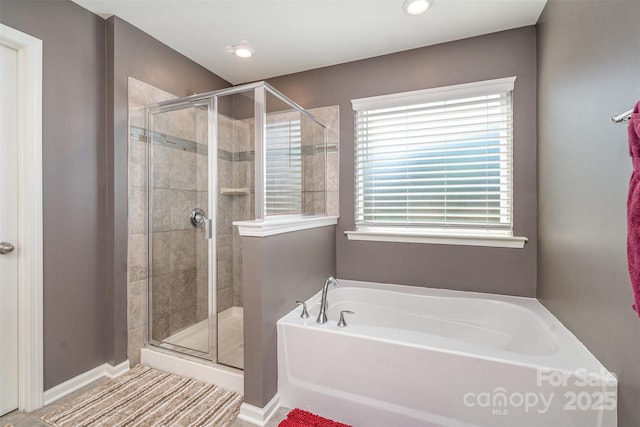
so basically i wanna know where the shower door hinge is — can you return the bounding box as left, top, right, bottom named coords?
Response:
left=205, top=218, right=213, bottom=240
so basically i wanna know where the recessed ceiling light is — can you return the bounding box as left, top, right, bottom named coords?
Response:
left=226, top=41, right=254, bottom=59
left=403, top=0, right=433, bottom=15
left=234, top=47, right=253, bottom=58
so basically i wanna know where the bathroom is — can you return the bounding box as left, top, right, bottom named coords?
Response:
left=0, top=0, right=638, bottom=426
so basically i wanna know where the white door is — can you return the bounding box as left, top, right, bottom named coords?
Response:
left=0, top=41, right=20, bottom=416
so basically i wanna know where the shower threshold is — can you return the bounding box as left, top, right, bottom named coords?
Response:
left=141, top=345, right=243, bottom=395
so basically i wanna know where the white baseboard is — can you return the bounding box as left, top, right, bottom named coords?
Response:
left=105, top=360, right=131, bottom=378
left=238, top=394, right=280, bottom=427
left=43, top=360, right=130, bottom=406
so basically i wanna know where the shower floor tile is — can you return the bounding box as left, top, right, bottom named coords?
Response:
left=163, top=318, right=210, bottom=353
left=218, top=307, right=244, bottom=369
left=162, top=306, right=243, bottom=369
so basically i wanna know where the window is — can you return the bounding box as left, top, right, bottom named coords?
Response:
left=347, top=77, right=526, bottom=248
left=265, top=118, right=302, bottom=216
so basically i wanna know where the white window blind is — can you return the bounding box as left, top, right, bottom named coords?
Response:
left=265, top=118, right=302, bottom=216
left=353, top=77, right=515, bottom=233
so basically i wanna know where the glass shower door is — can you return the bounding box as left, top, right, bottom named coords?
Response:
left=215, top=90, right=254, bottom=370
left=146, top=101, right=215, bottom=360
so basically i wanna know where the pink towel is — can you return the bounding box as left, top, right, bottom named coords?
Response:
left=627, top=100, right=640, bottom=316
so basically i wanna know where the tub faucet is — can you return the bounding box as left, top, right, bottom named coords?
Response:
left=317, top=276, right=339, bottom=324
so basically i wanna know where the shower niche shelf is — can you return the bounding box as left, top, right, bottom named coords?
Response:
left=220, top=187, right=250, bottom=195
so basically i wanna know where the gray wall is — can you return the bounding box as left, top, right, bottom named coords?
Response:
left=105, top=16, right=230, bottom=365
left=268, top=27, right=538, bottom=297
left=537, top=1, right=640, bottom=425
left=242, top=226, right=336, bottom=407
left=0, top=0, right=107, bottom=389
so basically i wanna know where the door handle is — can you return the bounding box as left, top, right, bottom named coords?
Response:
left=190, top=208, right=206, bottom=227
left=0, top=242, right=15, bottom=254
left=205, top=218, right=213, bottom=240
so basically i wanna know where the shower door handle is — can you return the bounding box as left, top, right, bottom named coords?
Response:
left=0, top=242, right=15, bottom=254
left=190, top=208, right=206, bottom=227
left=204, top=218, right=213, bottom=240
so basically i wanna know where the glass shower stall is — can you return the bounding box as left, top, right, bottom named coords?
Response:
left=144, top=82, right=327, bottom=370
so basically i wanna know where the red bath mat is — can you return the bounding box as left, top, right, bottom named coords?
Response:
left=278, top=408, right=352, bottom=427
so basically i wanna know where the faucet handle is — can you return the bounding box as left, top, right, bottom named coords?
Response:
left=337, top=310, right=354, bottom=327
left=295, top=301, right=310, bottom=319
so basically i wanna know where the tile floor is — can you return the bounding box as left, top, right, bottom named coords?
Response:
left=0, top=377, right=289, bottom=427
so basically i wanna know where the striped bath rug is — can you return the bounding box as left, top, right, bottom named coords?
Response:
left=41, top=365, right=243, bottom=427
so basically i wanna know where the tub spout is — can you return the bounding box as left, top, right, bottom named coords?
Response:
left=317, top=277, right=339, bottom=324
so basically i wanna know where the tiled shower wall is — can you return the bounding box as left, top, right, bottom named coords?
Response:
left=218, top=114, right=253, bottom=312
left=305, top=106, right=340, bottom=217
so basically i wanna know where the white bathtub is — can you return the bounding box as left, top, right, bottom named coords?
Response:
left=277, top=280, right=617, bottom=427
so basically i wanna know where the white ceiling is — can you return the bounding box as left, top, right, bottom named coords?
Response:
left=72, top=0, right=547, bottom=85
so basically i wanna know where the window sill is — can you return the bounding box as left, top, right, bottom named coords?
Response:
left=345, top=228, right=527, bottom=248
